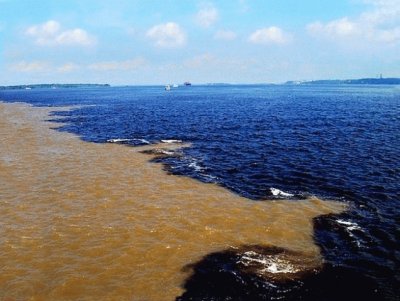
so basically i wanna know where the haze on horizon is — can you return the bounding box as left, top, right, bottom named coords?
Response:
left=0, top=0, right=399, bottom=85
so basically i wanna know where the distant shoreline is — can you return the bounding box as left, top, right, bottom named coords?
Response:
left=1, top=78, right=400, bottom=89
left=285, top=78, right=400, bottom=85
left=0, top=83, right=110, bottom=90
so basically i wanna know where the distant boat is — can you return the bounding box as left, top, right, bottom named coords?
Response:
left=25, top=87, right=32, bottom=90
left=165, top=85, right=171, bottom=91
left=184, top=82, right=191, bottom=86
left=172, top=84, right=179, bottom=88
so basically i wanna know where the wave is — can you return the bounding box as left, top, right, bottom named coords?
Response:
left=107, top=138, right=131, bottom=143
left=270, top=188, right=294, bottom=197
left=336, top=219, right=363, bottom=247
left=161, top=139, right=183, bottom=144
left=107, top=138, right=150, bottom=144
left=336, top=219, right=361, bottom=231
left=239, top=250, right=299, bottom=275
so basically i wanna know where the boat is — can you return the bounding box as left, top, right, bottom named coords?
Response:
left=172, top=84, right=178, bottom=88
left=165, top=85, right=171, bottom=91
left=184, top=81, right=191, bottom=86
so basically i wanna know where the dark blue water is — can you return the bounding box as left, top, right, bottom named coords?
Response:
left=1, top=85, right=399, bottom=300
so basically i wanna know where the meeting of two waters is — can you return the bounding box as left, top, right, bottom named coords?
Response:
left=0, top=85, right=399, bottom=300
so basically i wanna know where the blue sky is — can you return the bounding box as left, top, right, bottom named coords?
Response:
left=0, top=0, right=399, bottom=85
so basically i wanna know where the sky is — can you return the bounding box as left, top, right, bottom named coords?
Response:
left=0, top=0, right=399, bottom=85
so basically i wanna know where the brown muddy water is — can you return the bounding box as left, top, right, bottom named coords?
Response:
left=0, top=102, right=346, bottom=300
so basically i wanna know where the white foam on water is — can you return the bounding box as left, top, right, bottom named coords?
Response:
left=107, top=138, right=150, bottom=144
left=133, top=138, right=150, bottom=144
left=107, top=138, right=131, bottom=143
left=239, top=251, right=299, bottom=275
left=336, top=219, right=363, bottom=247
left=336, top=219, right=361, bottom=231
left=188, top=160, right=204, bottom=172
left=160, top=150, right=175, bottom=155
left=161, top=139, right=183, bottom=144
left=270, top=188, right=294, bottom=197
left=185, top=158, right=217, bottom=181
left=203, top=174, right=217, bottom=180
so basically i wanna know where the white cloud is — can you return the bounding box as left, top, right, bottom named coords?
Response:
left=248, top=27, right=291, bottom=45
left=9, top=61, right=50, bottom=72
left=26, top=20, right=95, bottom=46
left=214, top=30, right=237, bottom=41
left=195, top=3, right=219, bottom=28
left=26, top=20, right=60, bottom=44
left=57, top=63, right=80, bottom=73
left=8, top=59, right=146, bottom=74
left=88, top=58, right=146, bottom=71
left=307, top=0, right=400, bottom=44
left=361, top=0, right=400, bottom=24
left=55, top=29, right=94, bottom=46
left=307, top=18, right=359, bottom=37
left=146, top=22, right=186, bottom=48
left=376, top=27, right=400, bottom=42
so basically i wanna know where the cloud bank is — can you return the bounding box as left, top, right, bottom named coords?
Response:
left=26, top=20, right=96, bottom=46
left=307, top=0, right=400, bottom=44
left=249, top=26, right=291, bottom=45
left=195, top=3, right=219, bottom=28
left=146, top=22, right=186, bottom=48
left=10, top=61, right=50, bottom=72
